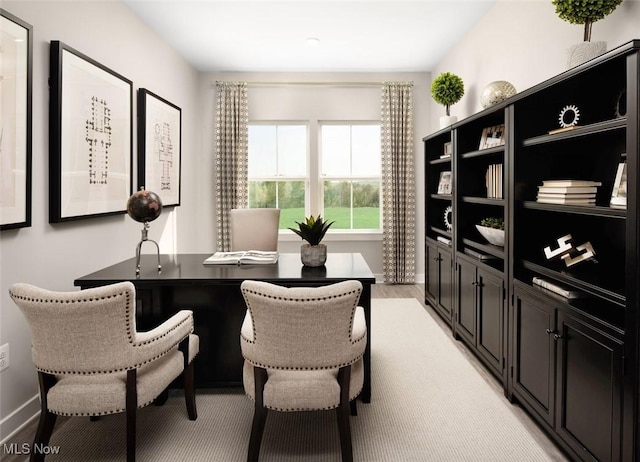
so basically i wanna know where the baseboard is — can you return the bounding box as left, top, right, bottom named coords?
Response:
left=0, top=394, right=40, bottom=444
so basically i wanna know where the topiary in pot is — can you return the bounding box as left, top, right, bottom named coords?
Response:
left=431, top=72, right=465, bottom=117
left=288, top=215, right=335, bottom=267
left=431, top=72, right=465, bottom=128
left=552, top=0, right=623, bottom=66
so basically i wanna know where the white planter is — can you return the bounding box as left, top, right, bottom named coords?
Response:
left=439, top=115, right=457, bottom=129
left=567, top=41, right=607, bottom=68
left=476, top=225, right=505, bottom=247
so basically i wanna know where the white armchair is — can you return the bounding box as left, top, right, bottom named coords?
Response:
left=9, top=281, right=199, bottom=462
left=240, top=279, right=366, bottom=462
left=230, top=208, right=280, bottom=251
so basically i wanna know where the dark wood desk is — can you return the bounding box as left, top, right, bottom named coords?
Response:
left=74, top=253, right=375, bottom=402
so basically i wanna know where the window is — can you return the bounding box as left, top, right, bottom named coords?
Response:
left=248, top=122, right=381, bottom=231
left=320, top=123, right=381, bottom=230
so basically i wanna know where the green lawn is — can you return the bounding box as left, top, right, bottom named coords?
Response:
left=279, top=207, right=380, bottom=230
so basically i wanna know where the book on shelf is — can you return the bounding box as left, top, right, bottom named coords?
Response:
left=540, top=180, right=602, bottom=187
left=537, top=193, right=596, bottom=199
left=203, top=250, right=279, bottom=265
left=537, top=186, right=599, bottom=194
left=536, top=197, right=595, bottom=205
left=464, top=248, right=496, bottom=261
left=532, top=277, right=586, bottom=299
left=436, top=236, right=451, bottom=246
left=485, top=163, right=503, bottom=199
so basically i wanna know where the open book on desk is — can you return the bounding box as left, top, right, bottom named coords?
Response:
left=203, top=250, right=279, bottom=265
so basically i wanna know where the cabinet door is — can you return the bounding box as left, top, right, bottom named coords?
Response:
left=439, top=247, right=453, bottom=318
left=476, top=268, right=504, bottom=376
left=556, top=311, right=623, bottom=462
left=425, top=241, right=439, bottom=304
left=512, top=286, right=556, bottom=427
left=455, top=258, right=476, bottom=344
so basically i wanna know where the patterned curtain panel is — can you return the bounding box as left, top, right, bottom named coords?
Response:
left=215, top=82, right=249, bottom=251
left=381, top=82, right=416, bottom=284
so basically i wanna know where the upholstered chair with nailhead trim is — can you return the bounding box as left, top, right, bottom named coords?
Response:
left=230, top=208, right=281, bottom=252
left=240, top=279, right=366, bottom=462
left=9, top=281, right=199, bottom=462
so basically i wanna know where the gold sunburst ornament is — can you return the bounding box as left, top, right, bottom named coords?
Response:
left=558, top=104, right=580, bottom=128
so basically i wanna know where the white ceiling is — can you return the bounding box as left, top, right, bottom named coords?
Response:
left=122, top=0, right=497, bottom=72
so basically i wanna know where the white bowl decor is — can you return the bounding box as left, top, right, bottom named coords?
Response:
left=480, top=81, right=517, bottom=109
left=476, top=225, right=505, bottom=247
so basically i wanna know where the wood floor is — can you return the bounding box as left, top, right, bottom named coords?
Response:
left=2, top=283, right=568, bottom=461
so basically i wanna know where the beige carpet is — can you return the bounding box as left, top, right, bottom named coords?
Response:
left=32, top=298, right=565, bottom=461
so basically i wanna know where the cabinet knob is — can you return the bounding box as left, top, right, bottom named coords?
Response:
left=554, top=333, right=563, bottom=340
left=545, top=328, right=553, bottom=334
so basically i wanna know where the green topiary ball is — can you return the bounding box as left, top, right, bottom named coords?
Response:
left=431, top=72, right=465, bottom=116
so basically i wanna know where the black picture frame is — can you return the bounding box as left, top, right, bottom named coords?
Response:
left=49, top=41, right=133, bottom=223
left=479, top=124, right=505, bottom=150
left=137, top=89, right=182, bottom=206
left=1, top=10, right=32, bottom=230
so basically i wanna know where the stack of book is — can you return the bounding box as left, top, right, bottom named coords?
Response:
left=485, top=163, right=503, bottom=199
left=536, top=180, right=601, bottom=205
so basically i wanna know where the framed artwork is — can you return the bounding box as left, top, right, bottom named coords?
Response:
left=442, top=141, right=452, bottom=158
left=49, top=41, right=132, bottom=222
left=137, top=89, right=181, bottom=206
left=1, top=10, right=32, bottom=230
left=479, top=124, right=505, bottom=150
left=437, top=171, right=452, bottom=195
left=610, top=157, right=627, bottom=209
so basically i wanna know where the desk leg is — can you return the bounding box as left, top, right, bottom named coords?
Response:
left=361, top=282, right=371, bottom=403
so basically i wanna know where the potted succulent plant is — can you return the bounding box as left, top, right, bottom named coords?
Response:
left=288, top=215, right=335, bottom=267
left=552, top=0, right=623, bottom=67
left=476, top=217, right=505, bottom=247
left=431, top=72, right=465, bottom=128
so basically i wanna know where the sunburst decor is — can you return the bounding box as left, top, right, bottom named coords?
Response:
left=558, top=105, right=580, bottom=128
left=443, top=206, right=453, bottom=231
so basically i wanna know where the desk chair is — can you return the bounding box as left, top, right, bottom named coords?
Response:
left=240, top=280, right=366, bottom=462
left=230, top=208, right=280, bottom=251
left=9, top=281, right=199, bottom=462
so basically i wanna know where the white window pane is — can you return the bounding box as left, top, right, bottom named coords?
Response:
left=277, top=125, right=307, bottom=176
left=322, top=125, right=351, bottom=176
left=352, top=125, right=381, bottom=176
left=248, top=125, right=276, bottom=177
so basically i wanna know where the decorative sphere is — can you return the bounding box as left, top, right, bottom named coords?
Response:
left=127, top=189, right=162, bottom=223
left=480, top=81, right=517, bottom=109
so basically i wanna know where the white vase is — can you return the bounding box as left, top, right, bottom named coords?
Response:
left=567, top=41, right=607, bottom=68
left=439, top=115, right=457, bottom=129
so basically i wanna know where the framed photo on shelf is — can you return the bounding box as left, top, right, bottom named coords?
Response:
left=1, top=10, right=32, bottom=230
left=437, top=171, right=452, bottom=195
left=610, top=157, right=627, bottom=209
left=441, top=141, right=452, bottom=158
left=137, top=89, right=182, bottom=207
left=49, top=41, right=132, bottom=222
left=479, top=124, right=505, bottom=150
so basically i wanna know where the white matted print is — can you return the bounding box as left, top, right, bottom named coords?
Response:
left=138, top=89, right=181, bottom=206
left=1, top=10, right=32, bottom=230
left=49, top=41, right=132, bottom=222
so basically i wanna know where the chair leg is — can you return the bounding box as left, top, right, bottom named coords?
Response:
left=337, top=366, right=353, bottom=462
left=184, top=361, right=197, bottom=420
left=248, top=366, right=269, bottom=462
left=179, top=337, right=198, bottom=420
left=350, top=399, right=358, bottom=416
left=126, top=369, right=137, bottom=462
left=154, top=389, right=169, bottom=406
left=32, top=372, right=57, bottom=462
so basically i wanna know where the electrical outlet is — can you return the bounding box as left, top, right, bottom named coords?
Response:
left=0, top=343, right=9, bottom=372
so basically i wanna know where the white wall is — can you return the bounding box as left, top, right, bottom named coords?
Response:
left=428, top=0, right=640, bottom=132
left=196, top=71, right=431, bottom=279
left=0, top=1, right=200, bottom=441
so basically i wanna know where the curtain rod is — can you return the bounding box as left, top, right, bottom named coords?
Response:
left=214, top=81, right=387, bottom=87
